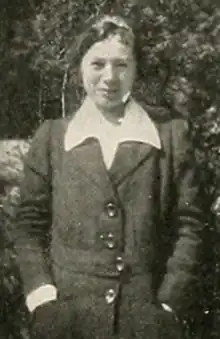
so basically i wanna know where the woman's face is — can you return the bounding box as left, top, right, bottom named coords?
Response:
left=80, top=34, right=136, bottom=111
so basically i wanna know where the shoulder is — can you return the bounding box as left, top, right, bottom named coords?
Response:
left=26, top=118, right=68, bottom=161
left=49, top=117, right=70, bottom=134
left=142, top=102, right=190, bottom=141
left=143, top=102, right=188, bottom=126
left=32, top=117, right=69, bottom=141
left=142, top=105, right=191, bottom=153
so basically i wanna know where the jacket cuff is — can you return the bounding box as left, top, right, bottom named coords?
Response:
left=26, top=284, right=57, bottom=312
left=161, top=303, right=173, bottom=313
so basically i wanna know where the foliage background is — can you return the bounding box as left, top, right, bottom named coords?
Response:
left=0, top=0, right=220, bottom=338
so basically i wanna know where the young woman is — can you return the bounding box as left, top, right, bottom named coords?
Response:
left=12, top=14, right=205, bottom=339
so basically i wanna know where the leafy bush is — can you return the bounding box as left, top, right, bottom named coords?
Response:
left=1, top=1, right=220, bottom=338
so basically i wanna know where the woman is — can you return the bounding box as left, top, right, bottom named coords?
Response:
left=12, top=14, right=205, bottom=339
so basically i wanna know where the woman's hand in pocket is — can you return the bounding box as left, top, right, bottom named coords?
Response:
left=156, top=304, right=183, bottom=339
left=30, top=299, right=72, bottom=339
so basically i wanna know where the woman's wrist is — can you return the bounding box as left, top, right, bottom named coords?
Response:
left=26, top=284, right=57, bottom=313
left=161, top=303, right=174, bottom=313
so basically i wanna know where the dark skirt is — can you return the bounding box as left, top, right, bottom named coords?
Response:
left=54, top=273, right=184, bottom=339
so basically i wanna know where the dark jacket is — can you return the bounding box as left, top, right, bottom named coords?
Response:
left=12, top=106, right=205, bottom=339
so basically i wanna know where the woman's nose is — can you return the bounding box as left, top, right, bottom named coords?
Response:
left=102, top=64, right=117, bottom=83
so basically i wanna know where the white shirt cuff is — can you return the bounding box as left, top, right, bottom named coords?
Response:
left=161, top=303, right=173, bottom=313
left=26, top=285, right=58, bottom=312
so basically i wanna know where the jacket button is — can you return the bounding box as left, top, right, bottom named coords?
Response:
left=116, top=256, right=125, bottom=272
left=105, top=289, right=116, bottom=304
left=106, top=233, right=115, bottom=249
left=105, top=202, right=118, bottom=218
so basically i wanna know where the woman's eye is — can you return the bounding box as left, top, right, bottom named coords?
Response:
left=91, top=61, right=104, bottom=69
left=116, top=62, right=128, bottom=69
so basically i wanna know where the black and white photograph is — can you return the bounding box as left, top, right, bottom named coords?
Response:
left=0, top=1, right=219, bottom=338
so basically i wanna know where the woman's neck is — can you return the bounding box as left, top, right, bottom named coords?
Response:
left=98, top=104, right=126, bottom=125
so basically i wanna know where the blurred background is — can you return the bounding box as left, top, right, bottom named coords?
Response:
left=0, top=0, right=220, bottom=338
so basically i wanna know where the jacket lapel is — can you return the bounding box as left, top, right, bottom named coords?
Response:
left=109, top=141, right=160, bottom=186
left=65, top=137, right=114, bottom=193
left=64, top=138, right=161, bottom=191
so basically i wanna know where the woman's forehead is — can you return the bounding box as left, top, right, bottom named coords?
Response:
left=82, top=36, right=134, bottom=61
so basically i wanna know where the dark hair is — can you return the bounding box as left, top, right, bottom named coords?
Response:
left=66, top=14, right=142, bottom=77
left=64, top=14, right=143, bottom=113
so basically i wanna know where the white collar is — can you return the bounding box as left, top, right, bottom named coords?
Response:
left=64, top=96, right=161, bottom=151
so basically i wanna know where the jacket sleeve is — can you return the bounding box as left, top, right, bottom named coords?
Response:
left=157, top=118, right=206, bottom=315
left=12, top=120, right=54, bottom=297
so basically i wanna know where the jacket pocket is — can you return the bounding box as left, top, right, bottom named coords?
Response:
left=155, top=306, right=184, bottom=339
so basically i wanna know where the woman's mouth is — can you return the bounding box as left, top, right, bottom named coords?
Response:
left=99, top=87, right=117, bottom=92
left=98, top=88, right=118, bottom=97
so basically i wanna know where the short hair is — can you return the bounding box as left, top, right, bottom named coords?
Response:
left=66, top=14, right=142, bottom=77
left=64, top=14, right=143, bottom=113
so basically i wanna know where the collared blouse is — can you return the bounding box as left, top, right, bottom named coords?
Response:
left=64, top=96, right=161, bottom=169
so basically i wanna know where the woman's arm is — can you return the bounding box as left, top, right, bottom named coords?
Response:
left=158, top=118, right=206, bottom=316
left=11, top=120, right=56, bottom=311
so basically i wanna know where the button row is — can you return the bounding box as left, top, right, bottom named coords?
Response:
left=100, top=232, right=115, bottom=249
left=100, top=201, right=123, bottom=306
left=105, top=288, right=117, bottom=304
left=105, top=201, right=118, bottom=218
left=116, top=256, right=124, bottom=272
left=104, top=258, right=126, bottom=305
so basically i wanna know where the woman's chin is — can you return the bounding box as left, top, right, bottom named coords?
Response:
left=94, top=97, right=123, bottom=111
